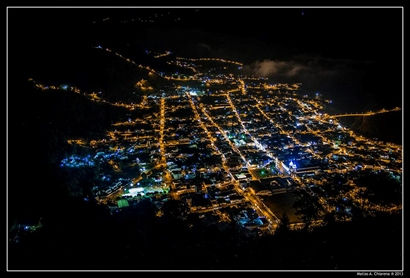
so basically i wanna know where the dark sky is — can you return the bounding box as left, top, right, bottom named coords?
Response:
left=9, top=8, right=402, bottom=59
left=9, top=7, right=403, bottom=112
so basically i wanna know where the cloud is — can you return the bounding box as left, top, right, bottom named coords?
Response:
left=246, top=59, right=308, bottom=77
left=243, top=57, right=382, bottom=107
left=243, top=56, right=369, bottom=91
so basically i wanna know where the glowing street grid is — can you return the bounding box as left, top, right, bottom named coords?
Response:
left=30, top=46, right=402, bottom=235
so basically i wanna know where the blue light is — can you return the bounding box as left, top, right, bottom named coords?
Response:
left=289, top=160, right=296, bottom=169
left=60, top=154, right=95, bottom=168
left=24, top=226, right=30, bottom=231
left=61, top=85, right=68, bottom=90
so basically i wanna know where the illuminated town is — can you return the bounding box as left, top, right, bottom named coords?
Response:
left=8, top=7, right=403, bottom=272
left=25, top=44, right=403, bottom=234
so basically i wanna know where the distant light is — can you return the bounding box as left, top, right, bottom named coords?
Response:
left=129, top=187, right=144, bottom=194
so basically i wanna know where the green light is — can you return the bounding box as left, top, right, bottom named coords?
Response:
left=117, top=199, right=129, bottom=208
